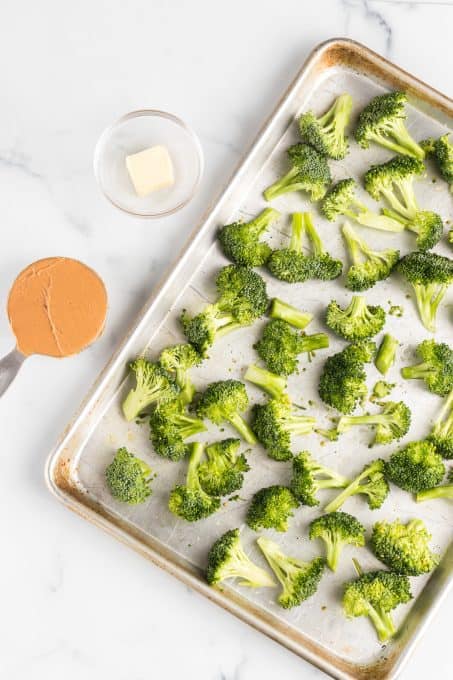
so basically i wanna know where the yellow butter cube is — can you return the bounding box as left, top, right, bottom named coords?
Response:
left=126, top=145, right=174, bottom=197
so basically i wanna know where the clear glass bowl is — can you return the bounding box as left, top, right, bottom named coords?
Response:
left=94, top=110, right=203, bottom=217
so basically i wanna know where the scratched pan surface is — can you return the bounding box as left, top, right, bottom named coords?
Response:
left=46, top=39, right=453, bottom=680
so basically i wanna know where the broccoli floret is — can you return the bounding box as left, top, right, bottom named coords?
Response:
left=298, top=93, right=353, bottom=160
left=206, top=528, right=275, bottom=587
left=343, top=568, right=412, bottom=643
left=159, top=343, right=201, bottom=405
left=255, top=319, right=329, bottom=376
left=364, top=156, right=443, bottom=250
left=269, top=297, right=313, bottom=329
left=105, top=447, right=153, bottom=504
left=181, top=265, right=268, bottom=356
left=149, top=400, right=207, bottom=461
left=257, top=536, right=325, bottom=608
left=244, top=364, right=287, bottom=399
left=322, top=179, right=404, bottom=232
left=401, top=339, right=453, bottom=396
left=309, top=512, right=365, bottom=571
left=318, top=341, right=376, bottom=414
left=375, top=334, right=399, bottom=376
left=371, top=380, right=395, bottom=402
left=342, top=222, right=400, bottom=291
left=196, top=379, right=256, bottom=444
left=385, top=440, right=445, bottom=493
left=428, top=389, right=453, bottom=458
left=397, top=252, right=453, bottom=332
left=290, top=451, right=350, bottom=506
left=263, top=143, right=331, bottom=202
left=423, top=133, right=453, bottom=192
left=304, top=211, right=343, bottom=280
left=267, top=212, right=312, bottom=283
left=371, top=519, right=439, bottom=576
left=355, top=91, right=425, bottom=159
left=198, top=438, right=250, bottom=496
left=218, top=207, right=281, bottom=267
left=168, top=442, right=220, bottom=521
left=246, top=485, right=299, bottom=532
left=122, top=358, right=179, bottom=422
left=251, top=395, right=317, bottom=461
left=325, top=459, right=389, bottom=513
left=336, top=401, right=411, bottom=446
left=326, top=295, right=386, bottom=341
left=416, top=469, right=453, bottom=502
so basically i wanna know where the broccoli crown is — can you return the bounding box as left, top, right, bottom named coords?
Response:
left=159, top=343, right=201, bottom=405
left=149, top=400, right=207, bottom=461
left=251, top=395, right=317, bottom=461
left=371, top=380, right=395, bottom=401
left=298, top=93, right=353, bottom=160
left=365, top=155, right=425, bottom=200
left=105, top=447, right=153, bottom=504
left=254, top=319, right=328, bottom=376
left=342, top=222, right=399, bottom=291
left=196, top=380, right=256, bottom=444
left=400, top=339, right=453, bottom=396
left=244, top=363, right=287, bottom=400
left=343, top=569, right=412, bottom=642
left=355, top=91, right=425, bottom=159
left=267, top=212, right=312, bottom=283
left=318, top=341, right=376, bottom=414
left=206, top=528, right=275, bottom=588
left=290, top=451, right=350, bottom=506
left=263, top=143, right=331, bottom=202
left=257, top=536, right=325, bottom=608
left=371, top=519, right=439, bottom=576
left=326, top=296, right=386, bottom=341
left=198, top=438, right=250, bottom=496
left=428, top=389, right=453, bottom=459
left=122, top=358, right=179, bottom=421
left=337, top=400, right=411, bottom=446
left=246, top=485, right=299, bottom=532
left=309, top=511, right=365, bottom=571
left=325, top=459, right=389, bottom=513
left=385, top=440, right=445, bottom=493
left=217, top=207, right=280, bottom=267
left=424, top=134, right=453, bottom=190
left=168, top=442, right=220, bottom=521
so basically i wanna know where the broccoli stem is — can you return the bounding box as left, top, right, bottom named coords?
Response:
left=290, top=212, right=305, bottom=252
left=375, top=334, right=398, bottom=375
left=283, top=415, right=316, bottom=436
left=337, top=413, right=393, bottom=433
left=401, top=361, right=435, bottom=380
left=244, top=364, right=287, bottom=399
left=303, top=212, right=323, bottom=255
left=186, top=442, right=206, bottom=490
left=324, top=470, right=367, bottom=513
left=318, top=93, right=352, bottom=144
left=411, top=282, right=446, bottom=332
left=381, top=177, right=418, bottom=220
left=326, top=539, right=343, bottom=572
left=343, top=222, right=363, bottom=264
left=416, top=484, right=453, bottom=502
left=264, top=166, right=300, bottom=201
left=250, top=207, right=281, bottom=233
left=269, top=298, right=313, bottom=329
left=367, top=604, right=396, bottom=642
left=227, top=412, right=257, bottom=445
left=369, top=121, right=425, bottom=160
left=220, top=543, right=276, bottom=587
left=122, top=385, right=161, bottom=421
left=356, top=210, right=405, bottom=232
left=299, top=333, right=330, bottom=355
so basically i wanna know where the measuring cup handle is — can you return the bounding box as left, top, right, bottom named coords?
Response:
left=0, top=348, right=25, bottom=397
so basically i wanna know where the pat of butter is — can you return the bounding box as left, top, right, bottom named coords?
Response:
left=126, top=145, right=174, bottom=197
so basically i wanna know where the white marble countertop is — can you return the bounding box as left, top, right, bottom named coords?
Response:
left=0, top=1, right=452, bottom=678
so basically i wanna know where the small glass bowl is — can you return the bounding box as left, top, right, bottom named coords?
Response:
left=94, top=110, right=203, bottom=217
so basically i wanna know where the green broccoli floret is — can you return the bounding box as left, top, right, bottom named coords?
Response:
left=423, top=133, right=453, bottom=192
left=385, top=440, right=445, bottom=493
left=206, top=528, right=275, bottom=587
left=355, top=91, right=425, bottom=159
left=397, top=252, right=453, bottom=332
left=263, top=143, right=331, bottom=202
left=325, top=459, right=389, bottom=513
left=298, top=93, right=353, bottom=159
left=254, top=319, right=329, bottom=376
left=246, top=485, right=299, bottom=532
left=401, top=339, right=453, bottom=396
left=122, top=358, right=179, bottom=422
left=168, top=442, right=220, bottom=521
left=149, top=400, right=207, bottom=461
left=257, top=536, right=325, bottom=609
left=309, top=512, right=365, bottom=571
left=416, top=468, right=453, bottom=502
left=326, top=296, right=386, bottom=341
left=364, top=156, right=443, bottom=250
left=196, top=379, right=256, bottom=444
left=181, top=264, right=269, bottom=356
left=290, top=451, right=350, bottom=506
left=105, top=447, right=153, bottom=504
left=336, top=401, right=411, bottom=446
left=375, top=334, right=399, bottom=376
left=371, top=519, right=439, bottom=575
left=428, top=389, right=453, bottom=459
left=267, top=212, right=312, bottom=283
left=318, top=341, right=376, bottom=414
left=251, top=395, right=317, bottom=461
left=244, top=364, right=287, bottom=399
left=218, top=207, right=281, bottom=267
left=322, top=179, right=404, bottom=232
left=159, top=343, right=201, bottom=405
left=342, top=222, right=400, bottom=291
left=343, top=567, right=412, bottom=643
left=198, top=438, right=250, bottom=496
left=370, top=380, right=395, bottom=401
left=269, top=297, right=313, bottom=329
left=304, top=211, right=343, bottom=280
